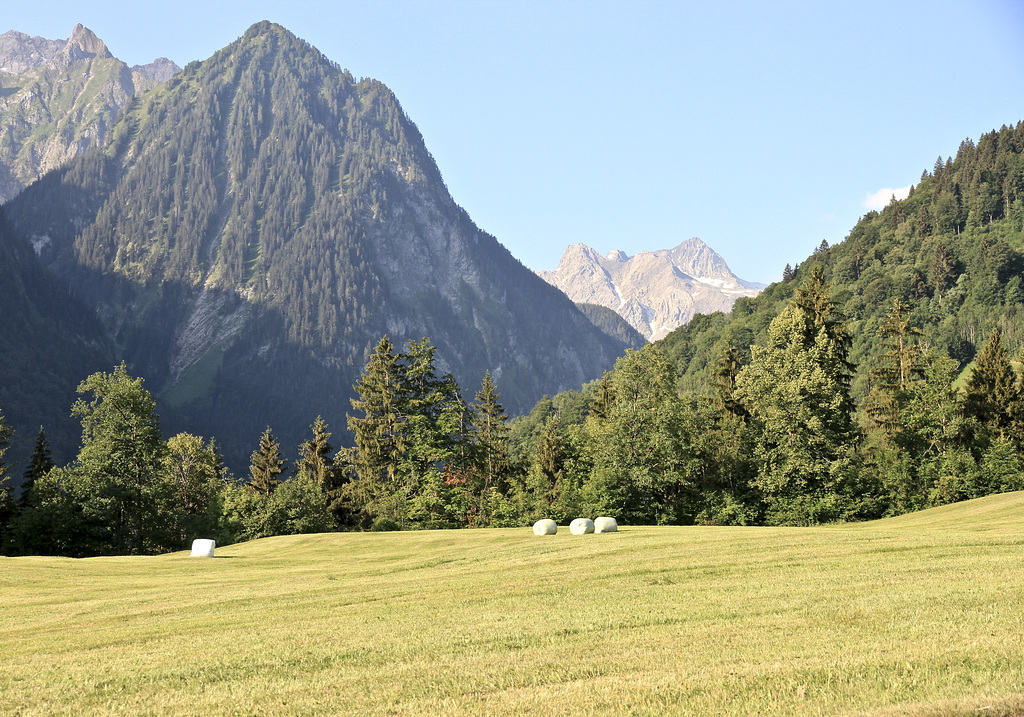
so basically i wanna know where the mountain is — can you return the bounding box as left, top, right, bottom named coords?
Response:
left=538, top=238, right=764, bottom=340
left=1, top=21, right=630, bottom=473
left=0, top=25, right=181, bottom=203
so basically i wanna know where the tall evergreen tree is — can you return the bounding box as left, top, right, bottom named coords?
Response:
left=348, top=337, right=405, bottom=499
left=712, top=339, right=746, bottom=417
left=19, top=426, right=54, bottom=508
left=864, top=299, right=926, bottom=437
left=296, top=416, right=335, bottom=487
left=735, top=272, right=861, bottom=524
left=964, top=329, right=1022, bottom=445
left=248, top=427, right=285, bottom=495
left=468, top=371, right=511, bottom=523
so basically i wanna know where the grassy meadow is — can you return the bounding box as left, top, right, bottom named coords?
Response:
left=2, top=493, right=1024, bottom=716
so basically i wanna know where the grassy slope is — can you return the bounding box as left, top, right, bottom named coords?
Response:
left=2, top=494, right=1024, bottom=716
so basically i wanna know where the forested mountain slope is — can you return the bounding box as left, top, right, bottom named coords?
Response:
left=0, top=210, right=113, bottom=470
left=660, top=123, right=1024, bottom=400
left=2, top=22, right=628, bottom=472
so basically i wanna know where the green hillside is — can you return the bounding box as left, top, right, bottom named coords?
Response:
left=2, top=492, right=1023, bottom=715
left=661, top=123, right=1024, bottom=399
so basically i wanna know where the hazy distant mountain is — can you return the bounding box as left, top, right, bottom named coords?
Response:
left=2, top=21, right=628, bottom=472
left=0, top=25, right=180, bottom=203
left=539, top=238, right=765, bottom=340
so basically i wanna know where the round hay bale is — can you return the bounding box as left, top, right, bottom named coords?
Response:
left=594, top=516, right=618, bottom=533
left=190, top=538, right=216, bottom=557
left=569, top=518, right=595, bottom=535
left=533, top=518, right=558, bottom=536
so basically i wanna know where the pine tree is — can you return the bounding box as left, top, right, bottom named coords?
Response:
left=296, top=416, right=334, bottom=487
left=249, top=427, right=285, bottom=495
left=864, top=299, right=925, bottom=437
left=964, top=329, right=1022, bottom=445
left=19, top=426, right=54, bottom=508
left=468, top=371, right=511, bottom=522
left=348, top=336, right=405, bottom=494
left=735, top=271, right=861, bottom=524
left=712, top=339, right=745, bottom=417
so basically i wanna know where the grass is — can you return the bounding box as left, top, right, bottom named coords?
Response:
left=2, top=493, right=1024, bottom=716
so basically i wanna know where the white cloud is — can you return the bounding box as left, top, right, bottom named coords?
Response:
left=863, top=185, right=912, bottom=209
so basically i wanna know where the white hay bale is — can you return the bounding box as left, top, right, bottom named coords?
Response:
left=190, top=538, right=216, bottom=557
left=594, top=516, right=618, bottom=533
left=533, top=518, right=558, bottom=536
left=569, top=518, right=595, bottom=535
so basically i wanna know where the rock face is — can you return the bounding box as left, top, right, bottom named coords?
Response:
left=0, top=25, right=180, bottom=203
left=538, top=238, right=765, bottom=341
left=0, top=30, right=65, bottom=74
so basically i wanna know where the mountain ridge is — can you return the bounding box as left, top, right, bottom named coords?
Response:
left=0, top=25, right=181, bottom=203
left=539, top=237, right=764, bottom=340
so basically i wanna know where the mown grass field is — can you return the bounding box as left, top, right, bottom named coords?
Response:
left=2, top=493, right=1024, bottom=716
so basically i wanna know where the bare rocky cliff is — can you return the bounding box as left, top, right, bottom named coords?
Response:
left=539, top=238, right=765, bottom=340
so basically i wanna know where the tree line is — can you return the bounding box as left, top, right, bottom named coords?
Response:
left=3, top=260, right=1022, bottom=557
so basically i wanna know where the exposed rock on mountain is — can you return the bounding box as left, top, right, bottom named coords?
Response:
left=3, top=21, right=628, bottom=471
left=130, top=57, right=182, bottom=92
left=0, top=25, right=180, bottom=203
left=0, top=30, right=64, bottom=74
left=539, top=238, right=764, bottom=340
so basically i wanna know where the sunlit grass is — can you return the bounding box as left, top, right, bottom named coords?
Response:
left=3, top=493, right=1024, bottom=715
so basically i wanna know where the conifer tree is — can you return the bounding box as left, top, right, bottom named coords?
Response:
left=249, top=427, right=285, bottom=495
left=296, top=416, right=334, bottom=487
left=712, top=339, right=745, bottom=417
left=348, top=337, right=405, bottom=494
left=469, top=371, right=511, bottom=521
left=19, top=427, right=54, bottom=508
left=964, top=329, right=1022, bottom=445
left=735, top=271, right=860, bottom=524
left=864, top=299, right=925, bottom=437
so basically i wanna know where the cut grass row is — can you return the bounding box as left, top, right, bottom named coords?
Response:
left=2, top=492, right=1023, bottom=715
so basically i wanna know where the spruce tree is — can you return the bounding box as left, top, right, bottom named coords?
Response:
left=735, top=272, right=861, bottom=524
left=469, top=371, right=511, bottom=522
left=964, top=329, right=1022, bottom=445
left=864, top=299, right=925, bottom=437
left=19, top=427, right=54, bottom=508
left=348, top=336, right=405, bottom=494
left=712, top=339, right=745, bottom=417
left=296, top=416, right=334, bottom=487
left=249, top=427, right=285, bottom=495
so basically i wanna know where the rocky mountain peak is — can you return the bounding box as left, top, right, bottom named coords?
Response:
left=0, top=29, right=64, bottom=75
left=131, top=57, right=181, bottom=83
left=60, top=24, right=113, bottom=64
left=539, top=238, right=764, bottom=340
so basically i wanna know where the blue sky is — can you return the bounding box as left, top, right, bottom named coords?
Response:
left=6, top=1, right=1023, bottom=283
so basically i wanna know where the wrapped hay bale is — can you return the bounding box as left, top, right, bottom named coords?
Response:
left=594, top=516, right=618, bottom=533
left=190, top=538, right=216, bottom=557
left=569, top=518, right=595, bottom=535
left=533, top=518, right=558, bottom=536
